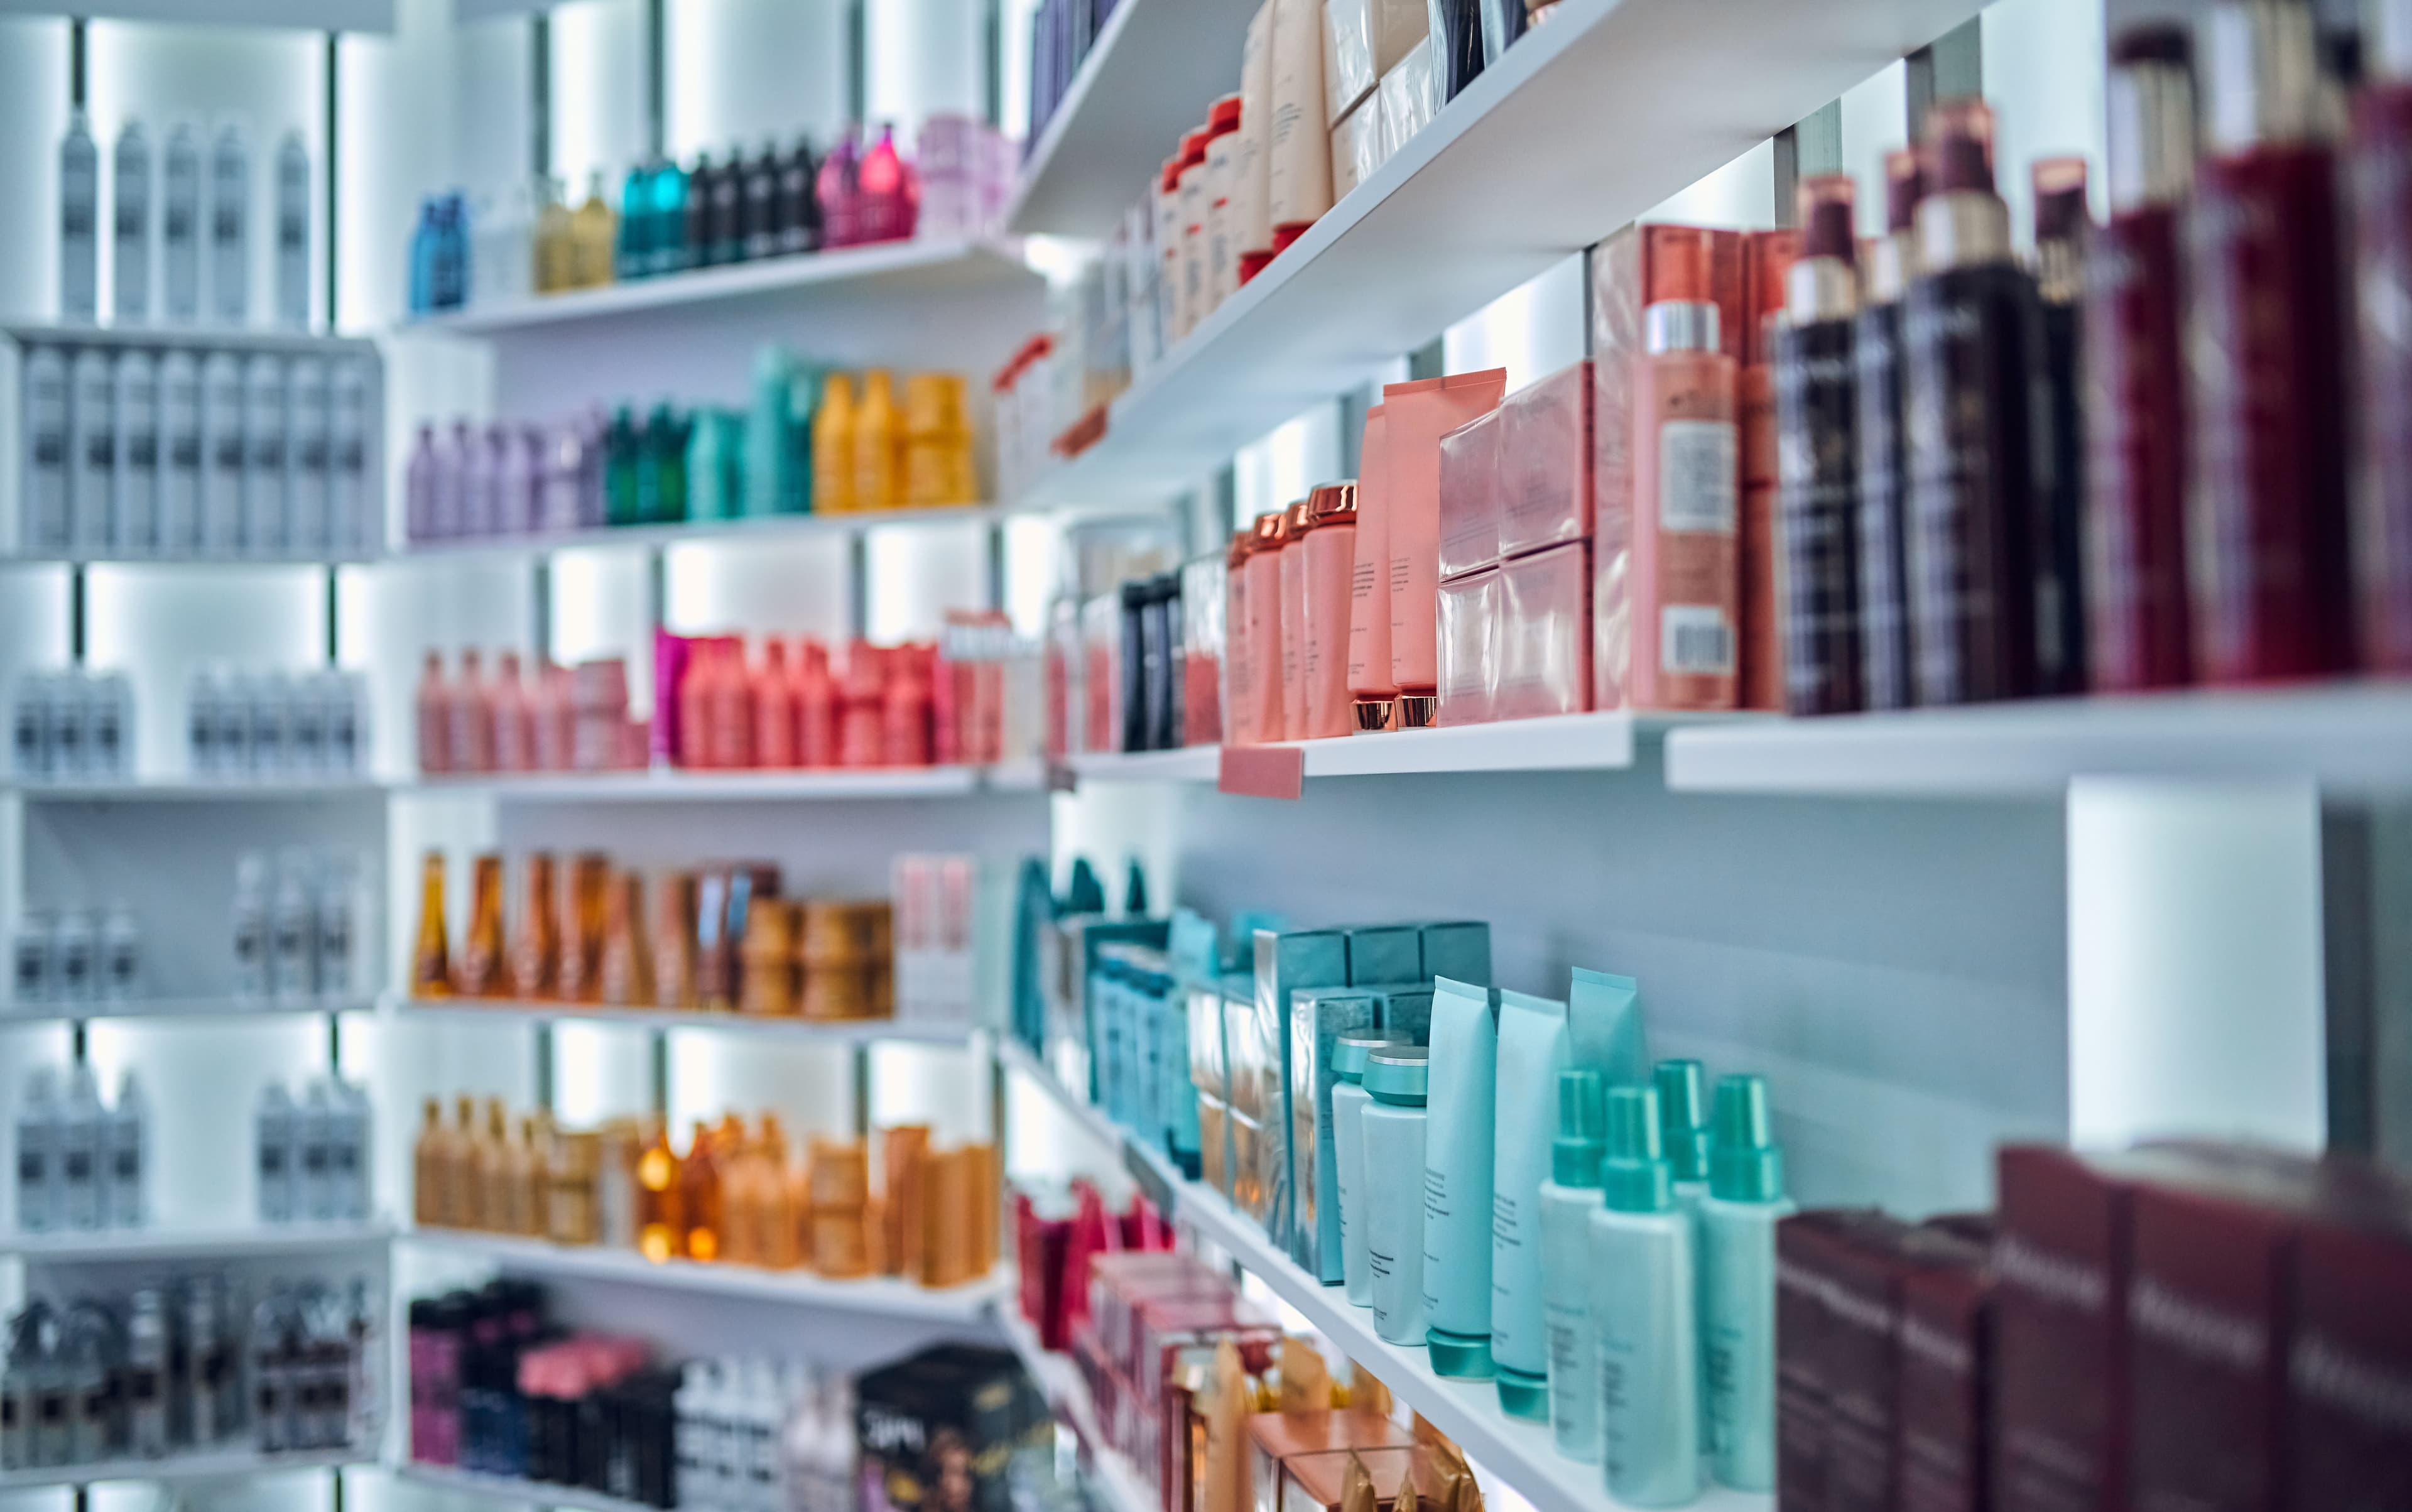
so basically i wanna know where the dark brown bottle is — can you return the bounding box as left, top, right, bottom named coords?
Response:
left=742, top=141, right=780, bottom=261
left=685, top=152, right=715, bottom=268
left=709, top=146, right=743, bottom=265
left=1772, top=173, right=1864, bottom=715
left=1857, top=150, right=1921, bottom=709
left=2031, top=157, right=2092, bottom=695
left=2356, top=2, right=2412, bottom=669
left=778, top=137, right=822, bottom=256
left=1901, top=99, right=2047, bottom=705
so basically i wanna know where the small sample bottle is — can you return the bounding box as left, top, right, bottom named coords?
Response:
left=1632, top=227, right=1741, bottom=710
left=2091, top=25, right=2197, bottom=691
left=1701, top=1075, right=1794, bottom=1492
left=58, top=109, right=97, bottom=323
left=113, top=122, right=152, bottom=325
left=412, top=849, right=451, bottom=996
left=1590, top=1084, right=1702, bottom=1508
left=1361, top=1045, right=1431, bottom=1347
left=1328, top=1032, right=1400, bottom=1307
left=1541, top=1069, right=1607, bottom=1463
left=1774, top=174, right=1865, bottom=715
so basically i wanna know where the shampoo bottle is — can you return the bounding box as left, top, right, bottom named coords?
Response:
left=58, top=110, right=97, bottom=323
left=105, top=1071, right=145, bottom=1229
left=1700, top=1075, right=1793, bottom=1492
left=1540, top=1069, right=1607, bottom=1463
left=163, top=124, right=202, bottom=324
left=2030, top=158, right=2091, bottom=695
left=113, top=122, right=151, bottom=325
left=274, top=131, right=310, bottom=329
left=1421, top=978, right=1498, bottom=1380
left=60, top=1064, right=103, bottom=1231
left=1632, top=229, right=1741, bottom=710
left=256, top=1080, right=296, bottom=1223
left=112, top=350, right=159, bottom=557
left=814, top=375, right=857, bottom=514
left=1590, top=1084, right=1702, bottom=1508
left=159, top=350, right=200, bottom=555
left=1329, top=1031, right=1402, bottom=1307
left=1361, top=1045, right=1431, bottom=1346
left=15, top=1069, right=59, bottom=1232
left=209, top=123, right=251, bottom=326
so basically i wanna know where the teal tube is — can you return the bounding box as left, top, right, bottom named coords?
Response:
left=1420, top=976, right=1498, bottom=1379
left=1490, top=989, right=1570, bottom=1420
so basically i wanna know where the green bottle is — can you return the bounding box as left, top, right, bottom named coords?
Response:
left=746, top=347, right=793, bottom=518
left=643, top=401, right=688, bottom=524
left=688, top=408, right=727, bottom=521
left=602, top=405, right=640, bottom=526
left=785, top=364, right=822, bottom=514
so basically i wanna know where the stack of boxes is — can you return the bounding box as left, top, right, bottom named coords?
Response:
left=1322, top=0, right=1438, bottom=201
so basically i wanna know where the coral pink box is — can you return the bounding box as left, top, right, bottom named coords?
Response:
left=1437, top=407, right=1502, bottom=580
left=1501, top=361, right=1594, bottom=560
left=1497, top=541, right=1594, bottom=720
left=1437, top=567, right=1501, bottom=727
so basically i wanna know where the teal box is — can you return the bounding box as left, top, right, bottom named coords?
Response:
left=1359, top=981, right=1438, bottom=1045
left=1344, top=925, right=1424, bottom=987
left=1417, top=922, right=1492, bottom=986
left=1252, top=927, right=1350, bottom=1256
left=1291, top=986, right=1383, bottom=1280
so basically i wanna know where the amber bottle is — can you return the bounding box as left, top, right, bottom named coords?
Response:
left=459, top=854, right=507, bottom=996
left=636, top=1118, right=683, bottom=1262
left=508, top=852, right=560, bottom=1000
left=411, top=850, right=451, bottom=996
left=681, top=1119, right=725, bottom=1263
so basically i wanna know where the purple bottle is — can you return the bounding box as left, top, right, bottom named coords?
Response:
left=406, top=423, right=441, bottom=541
left=498, top=424, right=541, bottom=535
left=432, top=421, right=470, bottom=539
left=457, top=420, right=494, bottom=537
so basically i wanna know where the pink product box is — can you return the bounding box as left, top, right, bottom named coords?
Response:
left=1501, top=361, right=1594, bottom=560
left=572, top=656, right=629, bottom=713
left=1437, top=567, right=1502, bottom=727
left=918, top=114, right=976, bottom=173
left=1497, top=541, right=1594, bottom=720
left=1437, top=407, right=1502, bottom=580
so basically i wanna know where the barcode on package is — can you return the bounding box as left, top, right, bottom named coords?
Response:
left=1658, top=420, right=1737, bottom=533
left=1662, top=606, right=1735, bottom=675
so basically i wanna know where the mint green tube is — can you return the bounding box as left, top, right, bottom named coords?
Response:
left=1568, top=967, right=1649, bottom=1084
left=1489, top=989, right=1570, bottom=1420
left=1701, top=1074, right=1793, bottom=1491
left=1419, top=977, right=1497, bottom=1379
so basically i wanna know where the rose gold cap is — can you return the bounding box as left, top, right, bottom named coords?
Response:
left=1394, top=693, right=1438, bottom=729
left=1352, top=697, right=1399, bottom=732
left=1254, top=510, right=1287, bottom=548
left=1286, top=498, right=1315, bottom=536
left=1228, top=528, right=1255, bottom=567
left=1308, top=481, right=1358, bottom=528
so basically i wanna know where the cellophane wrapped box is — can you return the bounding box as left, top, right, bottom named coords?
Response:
left=1437, top=406, right=1501, bottom=580
left=1497, top=541, right=1594, bottom=720
left=1437, top=567, right=1501, bottom=727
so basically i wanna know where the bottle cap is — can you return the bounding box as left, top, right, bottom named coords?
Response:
left=1798, top=175, right=1859, bottom=263
left=1286, top=498, right=1315, bottom=536
left=1334, top=1032, right=1403, bottom=1084
left=1496, top=1365, right=1549, bottom=1422
left=1308, top=482, right=1359, bottom=529
left=1209, top=94, right=1244, bottom=136
left=1920, top=99, right=1998, bottom=196
left=1254, top=510, right=1287, bottom=549
left=1551, top=1069, right=1605, bottom=1187
left=1363, top=1044, right=1429, bottom=1104
left=1654, top=1059, right=1713, bottom=1185
left=2031, top=158, right=2090, bottom=242
left=1427, top=1327, right=1494, bottom=1380
left=1600, top=1084, right=1673, bottom=1214
left=1709, top=1073, right=1786, bottom=1202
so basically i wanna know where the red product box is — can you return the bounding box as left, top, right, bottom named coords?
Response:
left=1777, top=1209, right=1884, bottom=1512
left=1895, top=1231, right=1992, bottom=1512
left=1992, top=1146, right=2138, bottom=1512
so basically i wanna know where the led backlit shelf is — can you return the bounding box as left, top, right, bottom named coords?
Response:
left=407, top=1227, right=1006, bottom=1323
left=1, top=995, right=378, bottom=1024
left=391, top=997, right=982, bottom=1048
left=4, top=1221, right=393, bottom=1264
left=401, top=239, right=1036, bottom=337
left=392, top=503, right=1014, bottom=562
left=399, top=765, right=1028, bottom=801
left=1012, top=0, right=1987, bottom=506
left=997, top=1038, right=1119, bottom=1151
left=0, top=1444, right=371, bottom=1492
left=391, top=1460, right=656, bottom=1512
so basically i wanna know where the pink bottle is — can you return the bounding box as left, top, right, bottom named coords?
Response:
left=1300, top=485, right=1359, bottom=739
left=1280, top=498, right=1313, bottom=741
left=817, top=129, right=862, bottom=249
left=415, top=651, right=452, bottom=773
left=884, top=645, right=933, bottom=766
left=931, top=637, right=962, bottom=766
left=709, top=637, right=755, bottom=769
left=491, top=650, right=532, bottom=771
left=839, top=641, right=886, bottom=767
left=530, top=661, right=570, bottom=770
left=755, top=639, right=797, bottom=768
left=1243, top=511, right=1288, bottom=741
left=858, top=124, right=916, bottom=245
left=795, top=639, right=835, bottom=768
left=1224, top=530, right=1255, bottom=744
left=677, top=641, right=717, bottom=770
left=448, top=648, right=494, bottom=772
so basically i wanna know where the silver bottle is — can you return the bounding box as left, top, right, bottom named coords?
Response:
left=209, top=122, right=250, bottom=327
left=105, top=1069, right=144, bottom=1227
left=114, top=122, right=152, bottom=324
left=67, top=348, right=114, bottom=556
left=58, top=110, right=97, bottom=323
left=158, top=351, right=202, bottom=555
left=100, top=905, right=139, bottom=1004
left=286, top=356, right=330, bottom=554
left=274, top=131, right=310, bottom=330
left=126, top=1290, right=168, bottom=1457
left=162, top=124, right=202, bottom=324
left=198, top=351, right=244, bottom=557
left=241, top=353, right=287, bottom=556
left=112, top=349, right=160, bottom=556
left=20, top=346, right=69, bottom=553
left=329, top=358, right=370, bottom=554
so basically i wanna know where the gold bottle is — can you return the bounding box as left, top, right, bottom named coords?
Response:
left=680, top=1119, right=724, bottom=1263
left=570, top=167, right=616, bottom=289
left=636, top=1119, right=683, bottom=1262
left=599, top=871, right=655, bottom=1006
left=852, top=369, right=899, bottom=512
left=534, top=177, right=574, bottom=294
left=560, top=852, right=611, bottom=1003
left=413, top=1098, right=448, bottom=1227
left=881, top=1124, right=930, bottom=1280
left=813, top=374, right=857, bottom=514
left=477, top=1097, right=512, bottom=1231
left=509, top=852, right=559, bottom=1001
left=445, top=1094, right=479, bottom=1227
left=459, top=854, right=507, bottom=997
left=807, top=1136, right=870, bottom=1278
left=653, top=871, right=698, bottom=1011
left=739, top=898, right=795, bottom=1017
left=411, top=850, right=451, bottom=997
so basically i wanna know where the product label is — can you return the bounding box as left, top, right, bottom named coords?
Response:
left=1662, top=605, right=1736, bottom=675
left=1660, top=420, right=1737, bottom=533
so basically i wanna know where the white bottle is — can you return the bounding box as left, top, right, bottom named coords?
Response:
left=271, top=847, right=316, bottom=1000
left=99, top=903, right=138, bottom=1003
left=749, top=1359, right=785, bottom=1512
left=249, top=671, right=289, bottom=778
left=332, top=1077, right=369, bottom=1220
left=209, top=122, right=251, bottom=327
left=198, top=351, right=244, bottom=556
left=15, top=1067, right=59, bottom=1232
left=106, top=1070, right=145, bottom=1228
left=162, top=124, right=202, bottom=324
left=288, top=670, right=326, bottom=776
left=215, top=667, right=252, bottom=776
left=327, top=672, right=366, bottom=776
left=274, top=131, right=310, bottom=329
left=112, top=349, right=160, bottom=557
left=674, top=1362, right=712, bottom=1511
left=52, top=910, right=94, bottom=1006
left=21, top=346, right=70, bottom=554
left=126, top=1290, right=168, bottom=1453
left=1541, top=1070, right=1609, bottom=1464
left=298, top=1079, right=333, bottom=1221
left=815, top=1376, right=854, bottom=1512
left=188, top=665, right=220, bottom=777
left=67, top=349, right=114, bottom=555
left=58, top=1062, right=104, bottom=1231
left=12, top=909, right=55, bottom=1004
left=88, top=671, right=129, bottom=781
left=8, top=675, right=44, bottom=783
left=1589, top=1085, right=1703, bottom=1509
left=114, top=122, right=152, bottom=324
left=255, top=1080, right=295, bottom=1222
left=58, top=110, right=97, bottom=323
left=315, top=847, right=355, bottom=998
left=242, top=354, right=288, bottom=557
left=329, top=359, right=370, bottom=555
left=46, top=671, right=89, bottom=780
left=232, top=849, right=271, bottom=999
left=158, top=350, right=201, bottom=555
left=286, top=356, right=330, bottom=555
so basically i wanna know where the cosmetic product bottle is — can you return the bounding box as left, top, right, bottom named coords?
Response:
left=329, top=357, right=369, bottom=553
left=414, top=651, right=451, bottom=773
left=1430, top=0, right=1486, bottom=101
left=68, top=348, right=114, bottom=558
left=105, top=1070, right=144, bottom=1229
left=274, top=131, right=310, bottom=329
left=1300, top=482, right=1361, bottom=738
left=1203, top=95, right=1246, bottom=309
left=2092, top=27, right=2197, bottom=691
left=1278, top=496, right=1314, bottom=739
left=818, top=129, right=862, bottom=249
left=1224, top=528, right=1258, bottom=742
left=156, top=350, right=200, bottom=555
left=1657, top=1058, right=1715, bottom=1431
left=1590, top=1084, right=1703, bottom=1508
left=58, top=109, right=97, bottom=323
left=2357, top=6, right=2412, bottom=666
left=15, top=1069, right=57, bottom=1232
left=1330, top=1031, right=1402, bottom=1307
left=99, top=902, right=138, bottom=1002
left=58, top=1063, right=101, bottom=1230
left=104, top=349, right=157, bottom=559
left=855, top=371, right=899, bottom=511
left=572, top=168, right=616, bottom=287
left=2031, top=157, right=2090, bottom=695
left=1632, top=228, right=1741, bottom=710
left=754, top=640, right=798, bottom=768
left=163, top=124, right=202, bottom=323
left=1494, top=991, right=1572, bottom=1420
left=533, top=175, right=570, bottom=292
left=242, top=353, right=288, bottom=556
left=209, top=123, right=250, bottom=325
left=2202, top=6, right=2359, bottom=681
left=1362, top=1044, right=1431, bottom=1345
left=114, top=122, right=151, bottom=325
left=256, top=1080, right=296, bottom=1223
left=458, top=853, right=505, bottom=996
left=1737, top=230, right=1795, bottom=714
left=1386, top=371, right=1509, bottom=726
left=272, top=848, right=318, bottom=1001
left=1267, top=0, right=1333, bottom=255
left=21, top=345, right=70, bottom=554
left=617, top=161, right=651, bottom=280
left=1903, top=99, right=2046, bottom=705
left=1241, top=509, right=1288, bottom=739
left=1175, top=129, right=1212, bottom=340
left=198, top=352, right=244, bottom=556
left=287, top=357, right=330, bottom=554
left=683, top=151, right=715, bottom=268
left=1700, top=1075, right=1792, bottom=1492
left=1234, top=3, right=1277, bottom=283
left=450, top=648, right=493, bottom=771
left=412, top=849, right=450, bottom=996
left=857, top=124, right=911, bottom=245
left=1421, top=978, right=1498, bottom=1378
left=650, top=156, right=690, bottom=276
left=779, top=136, right=822, bottom=254
left=742, top=141, right=778, bottom=259
left=796, top=639, right=836, bottom=766
left=1772, top=175, right=1864, bottom=715
left=233, top=849, right=271, bottom=998
left=1541, top=1068, right=1608, bottom=1462
left=815, top=374, right=858, bottom=514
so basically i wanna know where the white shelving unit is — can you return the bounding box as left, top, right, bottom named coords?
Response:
left=4, top=778, right=391, bottom=801
left=400, top=765, right=1009, bottom=802
left=391, top=1461, right=660, bottom=1512
left=391, top=997, right=982, bottom=1047
left=3, top=1220, right=393, bottom=1263
left=0, top=1445, right=373, bottom=1493
left=1062, top=712, right=1740, bottom=785
left=1, top=994, right=378, bottom=1023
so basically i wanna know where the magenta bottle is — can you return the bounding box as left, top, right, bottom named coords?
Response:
left=1772, top=173, right=1863, bottom=715
left=2186, top=0, right=2354, bottom=683
left=2087, top=26, right=2196, bottom=692
left=817, top=128, right=861, bottom=249
left=858, top=124, right=913, bottom=244
left=2353, top=0, right=2412, bottom=670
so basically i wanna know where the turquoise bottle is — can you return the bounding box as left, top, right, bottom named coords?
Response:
left=602, top=406, right=641, bottom=525
left=648, top=157, right=688, bottom=276
left=616, top=163, right=650, bottom=280
left=1700, top=1075, right=1792, bottom=1491
left=1589, top=1084, right=1702, bottom=1508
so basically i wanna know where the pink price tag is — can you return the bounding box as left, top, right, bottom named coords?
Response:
left=1217, top=743, right=1303, bottom=800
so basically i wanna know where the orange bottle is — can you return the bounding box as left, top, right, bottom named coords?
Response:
left=783, top=1161, right=813, bottom=1271
left=599, top=871, right=655, bottom=1006
left=680, top=1119, right=725, bottom=1262
left=412, top=850, right=452, bottom=997
left=754, top=640, right=797, bottom=768
left=756, top=1115, right=797, bottom=1268
left=710, top=638, right=755, bottom=769
left=636, top=1118, right=684, bottom=1261
left=459, top=854, right=507, bottom=996
left=508, top=852, right=559, bottom=1000
left=794, top=639, right=835, bottom=767
left=853, top=370, right=899, bottom=511
left=561, top=852, right=610, bottom=1002
left=1631, top=227, right=1741, bottom=711
left=653, top=871, right=698, bottom=1010
left=814, top=374, right=857, bottom=513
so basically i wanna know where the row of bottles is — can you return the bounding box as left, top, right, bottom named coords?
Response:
left=11, top=905, right=141, bottom=1008
left=232, top=847, right=369, bottom=1004
left=9, top=668, right=131, bottom=784
left=189, top=667, right=371, bottom=780
left=13, top=1066, right=144, bottom=1232
left=59, top=113, right=312, bottom=329
left=254, top=1076, right=374, bottom=1224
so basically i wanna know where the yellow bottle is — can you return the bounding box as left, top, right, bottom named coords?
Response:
left=412, top=851, right=450, bottom=998
left=852, top=370, right=899, bottom=512
left=570, top=168, right=617, bottom=289
left=813, top=374, right=857, bottom=514
left=636, top=1119, right=683, bottom=1262
left=535, top=177, right=573, bottom=293
left=901, top=374, right=947, bottom=508
left=446, top=1095, right=478, bottom=1227
left=479, top=1098, right=513, bottom=1231
left=940, top=376, right=978, bottom=505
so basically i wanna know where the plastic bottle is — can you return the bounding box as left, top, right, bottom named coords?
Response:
left=1700, top=1075, right=1793, bottom=1491
left=15, top=1069, right=58, bottom=1232
left=574, top=168, right=617, bottom=288
left=58, top=1063, right=103, bottom=1231
left=1589, top=1084, right=1702, bottom=1507
left=233, top=849, right=271, bottom=999
left=242, top=353, right=288, bottom=557
left=299, top=1079, right=334, bottom=1221
left=1540, top=1069, right=1607, bottom=1462
left=408, top=197, right=438, bottom=314
left=647, top=401, right=690, bottom=523
left=779, top=136, right=822, bottom=255
left=330, top=358, right=372, bottom=553
left=209, top=122, right=251, bottom=325
left=413, top=849, right=450, bottom=996
left=255, top=1080, right=296, bottom=1222
left=450, top=647, right=492, bottom=772
left=744, top=141, right=781, bottom=259
left=58, top=109, right=97, bottom=322
left=856, top=124, right=913, bottom=244
left=274, top=130, right=310, bottom=329
left=637, top=1119, right=685, bottom=1261
left=795, top=639, right=835, bottom=767
left=198, top=351, right=244, bottom=557
left=755, top=640, right=798, bottom=768
left=852, top=370, right=898, bottom=511
left=317, top=846, right=357, bottom=998
left=99, top=903, right=139, bottom=1003
left=21, top=346, right=70, bottom=553
left=685, top=151, right=717, bottom=268
left=816, top=129, right=861, bottom=249
left=113, top=121, right=152, bottom=325
left=604, top=406, right=642, bottom=525
left=710, top=639, right=755, bottom=770
left=126, top=1290, right=168, bottom=1454
left=711, top=146, right=745, bottom=265
left=287, top=356, right=331, bottom=555
left=535, top=175, right=573, bottom=293
left=162, top=124, right=202, bottom=323
left=67, top=348, right=114, bottom=557
left=813, top=374, right=857, bottom=513
left=273, top=848, right=318, bottom=1001
left=51, top=909, right=94, bottom=1005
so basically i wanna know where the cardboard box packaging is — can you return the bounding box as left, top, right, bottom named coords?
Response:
left=1247, top=1410, right=1418, bottom=1512
left=1321, top=0, right=1428, bottom=124
left=1252, top=928, right=1351, bottom=1252
left=1330, top=95, right=1386, bottom=201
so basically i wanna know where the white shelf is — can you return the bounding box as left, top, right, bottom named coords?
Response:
left=406, top=1227, right=1006, bottom=1322
left=390, top=997, right=984, bottom=1047
left=398, top=765, right=1024, bottom=802
left=1014, top=0, right=1987, bottom=505
left=400, top=239, right=1036, bottom=337
left=2, top=995, right=377, bottom=1023
left=4, top=1220, right=393, bottom=1263
left=0, top=1444, right=370, bottom=1491
left=997, top=1038, right=1119, bottom=1151
left=1, top=551, right=381, bottom=567
left=1003, top=0, right=1258, bottom=238
left=995, top=1300, right=1158, bottom=1512
left=392, top=503, right=1016, bottom=562
left=1, top=324, right=383, bottom=359
left=4, top=776, right=389, bottom=800
left=391, top=1461, right=656, bottom=1512
left=1662, top=683, right=2412, bottom=797
left=1061, top=712, right=1735, bottom=785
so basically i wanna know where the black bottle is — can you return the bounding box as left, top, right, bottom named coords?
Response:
left=742, top=141, right=780, bottom=260
left=2031, top=158, right=2090, bottom=695
left=1857, top=150, right=1920, bottom=709
left=778, top=137, right=822, bottom=255
left=1901, top=99, right=2048, bottom=705
left=1428, top=0, right=1485, bottom=100
left=1772, top=173, right=1864, bottom=715
left=708, top=146, right=744, bottom=265
left=684, top=152, right=715, bottom=268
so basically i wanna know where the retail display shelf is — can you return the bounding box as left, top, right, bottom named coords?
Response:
left=1010, top=0, right=1987, bottom=506
left=389, top=997, right=983, bottom=1047
left=1002, top=0, right=1259, bottom=238
left=0, top=1444, right=371, bottom=1491
left=398, top=765, right=1024, bottom=801
left=3, top=1221, right=393, bottom=1264
left=406, top=1228, right=1007, bottom=1322
left=400, top=239, right=1036, bottom=337
left=1, top=995, right=378, bottom=1023
left=1, top=321, right=384, bottom=357
left=996, top=1301, right=1159, bottom=1512
left=390, top=1460, right=656, bottom=1512
left=1, top=550, right=382, bottom=568
left=3, top=776, right=391, bottom=801
left=996, top=1038, right=1119, bottom=1151
left=393, top=503, right=1016, bottom=561
left=1062, top=712, right=1744, bottom=785
left=1662, top=682, right=2412, bottom=797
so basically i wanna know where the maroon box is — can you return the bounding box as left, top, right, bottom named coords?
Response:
left=1993, top=1146, right=2138, bottom=1512
left=1823, top=1214, right=1918, bottom=1512
left=1778, top=1209, right=1884, bottom=1512
left=2288, top=1204, right=2412, bottom=1512
left=1896, top=1232, right=1992, bottom=1512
